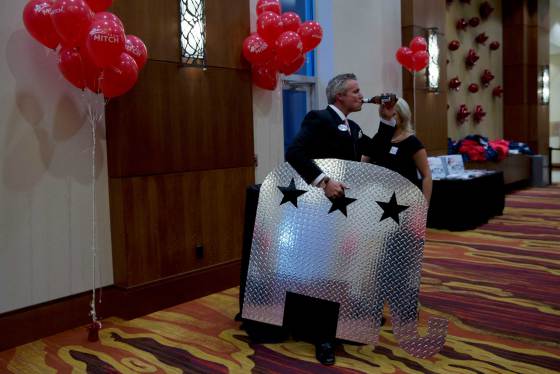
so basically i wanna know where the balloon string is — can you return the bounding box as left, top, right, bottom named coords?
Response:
left=412, top=71, right=416, bottom=129
left=86, top=97, right=103, bottom=323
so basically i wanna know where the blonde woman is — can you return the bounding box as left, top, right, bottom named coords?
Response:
left=361, top=98, right=432, bottom=203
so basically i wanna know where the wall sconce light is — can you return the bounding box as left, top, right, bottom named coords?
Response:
left=179, top=0, right=206, bottom=67
left=426, top=27, right=440, bottom=92
left=538, top=66, right=549, bottom=104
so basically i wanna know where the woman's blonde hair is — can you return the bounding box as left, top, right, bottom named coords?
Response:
left=395, top=97, right=414, bottom=134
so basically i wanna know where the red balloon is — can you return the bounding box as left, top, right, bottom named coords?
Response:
left=23, top=0, right=60, bottom=49
left=257, top=11, right=283, bottom=45
left=93, top=11, right=123, bottom=29
left=411, top=50, right=429, bottom=71
left=85, top=20, right=125, bottom=67
left=395, top=46, right=413, bottom=70
left=50, top=0, right=94, bottom=47
left=125, top=34, right=148, bottom=70
left=275, top=31, right=303, bottom=65
left=409, top=36, right=427, bottom=53
left=70, top=42, right=102, bottom=92
left=85, top=0, right=112, bottom=12
left=84, top=58, right=103, bottom=93
left=297, top=21, right=322, bottom=53
left=58, top=47, right=86, bottom=89
left=279, top=54, right=305, bottom=75
left=256, top=0, right=281, bottom=15
left=101, top=53, right=138, bottom=98
left=281, top=12, right=301, bottom=33
left=242, top=33, right=274, bottom=65
left=252, top=60, right=278, bottom=90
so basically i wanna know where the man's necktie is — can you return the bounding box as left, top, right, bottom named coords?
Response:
left=345, top=118, right=351, bottom=136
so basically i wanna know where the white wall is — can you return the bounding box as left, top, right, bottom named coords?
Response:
left=250, top=0, right=286, bottom=183
left=317, top=0, right=402, bottom=137
left=252, top=0, right=402, bottom=183
left=0, top=1, right=113, bottom=313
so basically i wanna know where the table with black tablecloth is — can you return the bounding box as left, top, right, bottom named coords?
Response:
left=427, top=171, right=505, bottom=231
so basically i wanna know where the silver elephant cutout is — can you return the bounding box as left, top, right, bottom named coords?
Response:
left=242, top=159, right=448, bottom=358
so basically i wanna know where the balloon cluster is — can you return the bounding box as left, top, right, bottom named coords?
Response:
left=395, top=36, right=429, bottom=73
left=23, top=0, right=147, bottom=98
left=243, top=0, right=323, bottom=90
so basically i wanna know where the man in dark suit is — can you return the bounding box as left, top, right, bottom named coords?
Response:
left=285, top=73, right=396, bottom=365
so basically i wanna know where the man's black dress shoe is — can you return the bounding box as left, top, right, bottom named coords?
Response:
left=315, top=341, right=335, bottom=365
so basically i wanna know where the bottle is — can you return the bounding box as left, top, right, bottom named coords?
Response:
left=362, top=93, right=398, bottom=105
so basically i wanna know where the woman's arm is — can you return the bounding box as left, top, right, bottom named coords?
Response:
left=412, top=148, right=432, bottom=203
left=361, top=155, right=371, bottom=162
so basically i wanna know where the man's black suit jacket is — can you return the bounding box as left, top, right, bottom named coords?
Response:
left=285, top=106, right=395, bottom=184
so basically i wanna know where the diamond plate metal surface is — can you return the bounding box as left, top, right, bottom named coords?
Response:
left=242, top=159, right=447, bottom=357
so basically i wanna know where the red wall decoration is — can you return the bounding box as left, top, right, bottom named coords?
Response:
left=447, top=0, right=502, bottom=130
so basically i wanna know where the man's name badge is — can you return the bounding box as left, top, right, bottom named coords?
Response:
left=389, top=146, right=399, bottom=155
left=338, top=124, right=349, bottom=131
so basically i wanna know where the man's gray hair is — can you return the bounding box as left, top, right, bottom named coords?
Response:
left=326, top=73, right=357, bottom=104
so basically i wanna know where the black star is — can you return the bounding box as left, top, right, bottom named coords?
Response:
left=277, top=178, right=307, bottom=208
left=376, top=192, right=409, bottom=224
left=328, top=196, right=357, bottom=217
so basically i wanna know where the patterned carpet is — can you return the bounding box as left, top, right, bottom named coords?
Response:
left=1, top=185, right=559, bottom=373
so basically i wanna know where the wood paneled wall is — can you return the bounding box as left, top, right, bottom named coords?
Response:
left=106, top=64, right=253, bottom=177
left=503, top=0, right=549, bottom=155
left=401, top=0, right=448, bottom=155
left=106, top=0, right=254, bottom=289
